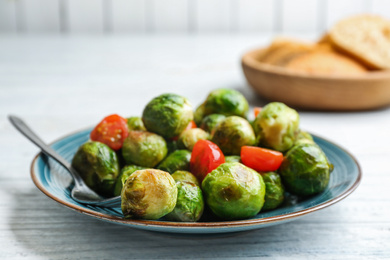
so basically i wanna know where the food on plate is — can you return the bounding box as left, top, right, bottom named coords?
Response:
left=126, top=116, right=146, bottom=131
left=157, top=150, right=191, bottom=174
left=171, top=170, right=200, bottom=186
left=202, top=162, right=266, bottom=220
left=121, top=130, right=167, bottom=167
left=142, top=93, right=193, bottom=139
left=177, top=128, right=209, bottom=151
left=279, top=143, right=333, bottom=196
left=113, top=165, right=146, bottom=196
left=199, top=114, right=226, bottom=134
left=261, top=172, right=285, bottom=211
left=121, top=169, right=177, bottom=219
left=71, top=141, right=120, bottom=197
left=211, top=116, right=256, bottom=155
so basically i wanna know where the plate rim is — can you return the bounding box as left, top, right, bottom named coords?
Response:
left=30, top=128, right=362, bottom=230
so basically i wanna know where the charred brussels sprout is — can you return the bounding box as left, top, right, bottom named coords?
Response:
left=253, top=102, right=300, bottom=152
left=224, top=155, right=241, bottom=163
left=203, top=89, right=249, bottom=118
left=200, top=114, right=226, bottom=133
left=279, top=143, right=331, bottom=196
left=171, top=170, right=200, bottom=186
left=71, top=141, right=119, bottom=197
left=177, top=128, right=209, bottom=151
left=122, top=131, right=168, bottom=168
left=113, top=165, right=146, bottom=196
left=211, top=116, right=256, bottom=155
left=202, top=162, right=265, bottom=220
left=261, top=172, right=285, bottom=211
left=121, top=169, right=177, bottom=219
left=142, top=94, right=193, bottom=139
left=127, top=116, right=146, bottom=131
left=157, top=150, right=191, bottom=174
left=165, top=181, right=204, bottom=222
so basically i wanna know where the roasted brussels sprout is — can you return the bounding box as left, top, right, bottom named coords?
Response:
left=171, top=170, right=200, bottom=186
left=194, top=103, right=206, bottom=126
left=142, top=94, right=193, bottom=139
left=113, top=165, right=146, bottom=196
left=253, top=102, right=300, bottom=152
left=121, top=169, right=177, bottom=219
left=202, top=162, right=266, bottom=220
left=224, top=155, right=241, bottom=163
left=295, top=130, right=315, bottom=145
left=157, top=150, right=191, bottom=174
left=200, top=114, right=226, bottom=133
left=261, top=172, right=285, bottom=211
left=177, top=128, right=209, bottom=151
left=127, top=116, right=146, bottom=131
left=279, top=143, right=331, bottom=196
left=165, top=181, right=204, bottom=222
left=71, top=141, right=120, bottom=197
left=203, top=89, right=249, bottom=118
left=122, top=131, right=168, bottom=168
left=211, top=116, right=256, bottom=155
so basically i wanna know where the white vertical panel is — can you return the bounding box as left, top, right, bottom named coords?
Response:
left=195, top=0, right=231, bottom=32
left=326, top=0, right=368, bottom=28
left=68, top=0, right=104, bottom=33
left=23, top=0, right=60, bottom=33
left=237, top=0, right=274, bottom=32
left=0, top=0, right=17, bottom=32
left=153, top=0, right=189, bottom=32
left=112, top=0, right=146, bottom=32
left=371, top=0, right=390, bottom=19
left=282, top=0, right=318, bottom=32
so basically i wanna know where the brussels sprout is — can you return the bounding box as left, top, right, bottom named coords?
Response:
left=71, top=141, right=120, bottom=197
left=166, top=140, right=178, bottom=154
left=121, top=169, right=177, bottom=219
left=157, top=150, right=191, bottom=174
left=202, top=162, right=266, bottom=220
left=200, top=114, right=226, bottom=133
left=203, top=89, right=249, bottom=118
left=194, top=103, right=206, bottom=126
left=253, top=102, right=300, bottom=152
left=122, top=131, right=168, bottom=168
left=113, top=165, right=146, bottom=196
left=279, top=143, right=331, bottom=196
left=142, top=94, right=193, bottom=139
left=177, top=128, right=209, bottom=151
left=127, top=116, right=146, bottom=131
left=165, top=181, right=204, bottom=222
left=211, top=116, right=256, bottom=155
left=224, top=155, right=241, bottom=163
left=261, top=172, right=285, bottom=211
left=295, top=130, right=315, bottom=145
left=171, top=170, right=200, bottom=186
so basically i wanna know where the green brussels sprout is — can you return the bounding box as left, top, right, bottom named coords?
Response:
left=142, top=94, right=193, bottom=139
left=113, top=165, right=146, bottom=196
left=203, top=89, right=249, bottom=118
left=279, top=143, right=331, bottom=196
left=177, top=128, right=209, bottom=151
left=157, top=150, right=192, bottom=174
left=194, top=103, right=206, bottom=126
left=200, top=114, right=226, bottom=133
left=121, top=169, right=177, bottom=219
left=202, top=162, right=266, bottom=220
left=252, top=102, right=300, bottom=152
left=127, top=116, right=146, bottom=131
left=171, top=170, right=200, bottom=186
left=71, top=141, right=120, bottom=197
left=261, top=172, right=285, bottom=211
left=211, top=116, right=256, bottom=155
left=165, top=181, right=204, bottom=222
left=295, top=130, right=315, bottom=145
left=122, top=131, right=168, bottom=168
left=224, top=155, right=241, bottom=163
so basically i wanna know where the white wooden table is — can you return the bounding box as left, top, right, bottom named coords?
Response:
left=1, top=35, right=389, bottom=259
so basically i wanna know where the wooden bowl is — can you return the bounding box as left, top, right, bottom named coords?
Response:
left=241, top=48, right=390, bottom=111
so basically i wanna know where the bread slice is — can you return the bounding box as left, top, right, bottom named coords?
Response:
left=329, top=14, right=390, bottom=69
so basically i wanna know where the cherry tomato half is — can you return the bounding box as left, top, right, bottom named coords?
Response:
left=241, top=146, right=283, bottom=172
left=254, top=107, right=262, bottom=118
left=190, top=139, right=225, bottom=182
left=90, top=114, right=129, bottom=151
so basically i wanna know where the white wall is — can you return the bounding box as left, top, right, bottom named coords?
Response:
left=1, top=0, right=390, bottom=34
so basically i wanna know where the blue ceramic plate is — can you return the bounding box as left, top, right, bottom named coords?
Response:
left=31, top=129, right=361, bottom=234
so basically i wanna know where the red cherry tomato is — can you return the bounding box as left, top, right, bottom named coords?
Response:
left=254, top=107, right=262, bottom=118
left=190, top=139, right=225, bottom=182
left=90, top=114, right=129, bottom=151
left=171, top=120, right=197, bottom=141
left=241, top=146, right=283, bottom=172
